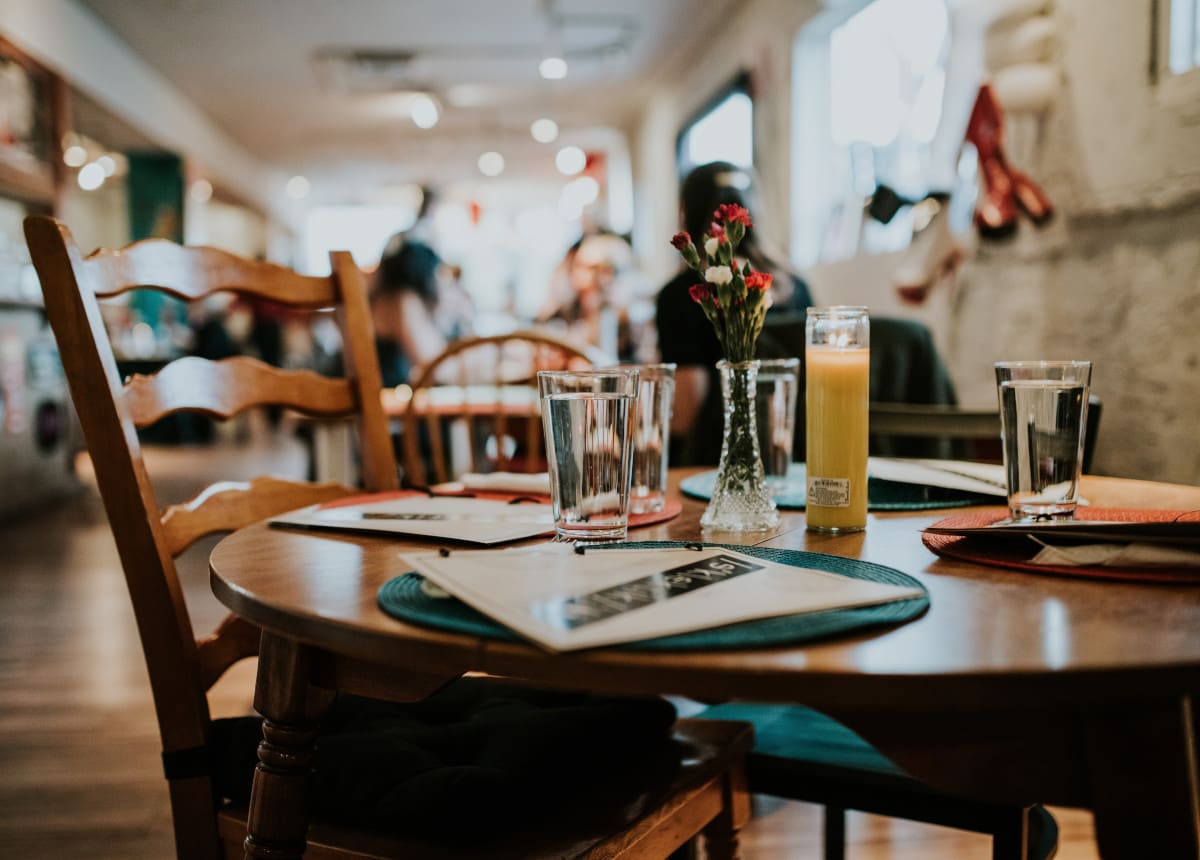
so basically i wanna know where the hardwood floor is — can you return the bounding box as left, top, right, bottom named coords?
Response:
left=0, top=422, right=1100, bottom=858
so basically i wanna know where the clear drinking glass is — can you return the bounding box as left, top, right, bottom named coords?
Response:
left=994, top=360, right=1092, bottom=520
left=616, top=363, right=676, bottom=514
left=537, top=369, right=640, bottom=542
left=756, top=358, right=800, bottom=491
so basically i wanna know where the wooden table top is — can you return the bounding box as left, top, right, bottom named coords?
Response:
left=210, top=472, right=1200, bottom=711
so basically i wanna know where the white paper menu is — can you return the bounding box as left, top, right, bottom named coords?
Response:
left=270, top=496, right=555, bottom=545
left=401, top=543, right=923, bottom=652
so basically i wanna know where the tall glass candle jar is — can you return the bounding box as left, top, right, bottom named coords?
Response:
left=805, top=307, right=870, bottom=533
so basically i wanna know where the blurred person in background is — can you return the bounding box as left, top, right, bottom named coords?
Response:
left=538, top=231, right=651, bottom=362
left=655, top=161, right=814, bottom=465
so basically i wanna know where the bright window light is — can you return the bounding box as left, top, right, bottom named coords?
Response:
left=1169, top=0, right=1200, bottom=74
left=680, top=91, right=753, bottom=172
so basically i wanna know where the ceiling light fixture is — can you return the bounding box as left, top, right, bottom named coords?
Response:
left=410, top=94, right=439, bottom=129
left=286, top=175, right=311, bottom=199
left=531, top=118, right=559, bottom=143
left=555, top=145, right=586, bottom=176
left=538, top=0, right=568, bottom=80
left=77, top=162, right=105, bottom=191
left=477, top=151, right=505, bottom=177
left=190, top=179, right=213, bottom=203
left=538, top=56, right=567, bottom=80
left=63, top=145, right=88, bottom=168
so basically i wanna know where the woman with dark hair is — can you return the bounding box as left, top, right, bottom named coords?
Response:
left=370, top=234, right=453, bottom=387
left=655, top=161, right=814, bottom=465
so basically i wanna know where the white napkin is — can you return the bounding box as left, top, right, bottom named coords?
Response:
left=1029, top=539, right=1200, bottom=568
left=458, top=471, right=551, bottom=495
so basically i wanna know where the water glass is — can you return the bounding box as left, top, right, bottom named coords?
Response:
left=994, top=360, right=1092, bottom=520
left=756, top=358, right=800, bottom=489
left=620, top=363, right=675, bottom=514
left=538, top=369, right=639, bottom=542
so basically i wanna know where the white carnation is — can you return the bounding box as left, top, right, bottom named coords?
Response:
left=705, top=265, right=733, bottom=286
left=704, top=237, right=720, bottom=257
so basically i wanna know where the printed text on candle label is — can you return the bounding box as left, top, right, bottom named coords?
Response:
left=808, top=477, right=851, bottom=507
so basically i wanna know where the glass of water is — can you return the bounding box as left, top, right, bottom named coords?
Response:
left=538, top=369, right=640, bottom=543
left=994, top=360, right=1092, bottom=520
left=756, top=358, right=801, bottom=491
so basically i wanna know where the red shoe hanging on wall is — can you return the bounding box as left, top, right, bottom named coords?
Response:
left=966, top=83, right=1054, bottom=238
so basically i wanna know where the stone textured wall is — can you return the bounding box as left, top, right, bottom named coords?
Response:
left=948, top=0, right=1200, bottom=483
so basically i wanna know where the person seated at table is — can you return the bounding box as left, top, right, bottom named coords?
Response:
left=538, top=231, right=651, bottom=362
left=655, top=161, right=814, bottom=466
left=370, top=231, right=474, bottom=387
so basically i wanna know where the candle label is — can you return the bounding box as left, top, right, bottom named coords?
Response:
left=808, top=477, right=851, bottom=508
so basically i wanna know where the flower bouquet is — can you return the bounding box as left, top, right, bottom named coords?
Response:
left=671, top=205, right=780, bottom=531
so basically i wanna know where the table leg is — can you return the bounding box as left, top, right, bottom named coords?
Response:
left=244, top=632, right=329, bottom=860
left=1085, top=695, right=1200, bottom=858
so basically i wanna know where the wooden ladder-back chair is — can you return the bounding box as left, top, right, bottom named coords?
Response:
left=26, top=217, right=751, bottom=860
left=399, top=331, right=610, bottom=486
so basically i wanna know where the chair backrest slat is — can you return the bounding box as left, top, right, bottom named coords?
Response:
left=82, top=238, right=336, bottom=306
left=160, top=476, right=358, bottom=555
left=122, top=356, right=356, bottom=428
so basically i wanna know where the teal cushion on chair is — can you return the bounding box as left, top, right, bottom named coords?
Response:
left=697, top=703, right=909, bottom=779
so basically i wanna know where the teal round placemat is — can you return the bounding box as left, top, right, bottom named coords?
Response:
left=680, top=464, right=994, bottom=511
left=377, top=541, right=929, bottom=652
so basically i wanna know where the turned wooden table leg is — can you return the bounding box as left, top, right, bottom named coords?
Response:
left=704, top=758, right=751, bottom=860
left=243, top=632, right=327, bottom=860
left=1085, top=695, right=1200, bottom=859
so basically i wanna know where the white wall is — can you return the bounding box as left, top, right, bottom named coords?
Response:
left=944, top=0, right=1200, bottom=482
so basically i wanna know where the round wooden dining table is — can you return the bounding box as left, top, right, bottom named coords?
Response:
left=210, top=471, right=1200, bottom=859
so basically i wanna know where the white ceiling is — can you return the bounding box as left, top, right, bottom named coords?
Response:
left=77, top=0, right=722, bottom=203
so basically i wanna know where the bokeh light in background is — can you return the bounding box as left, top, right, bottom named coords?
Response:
left=555, top=145, right=586, bottom=175
left=410, top=94, right=440, bottom=129
left=477, top=151, right=506, bottom=177
left=530, top=118, right=559, bottom=143
left=286, top=175, right=311, bottom=199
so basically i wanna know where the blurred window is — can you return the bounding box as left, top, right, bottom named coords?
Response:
left=677, top=75, right=754, bottom=176
left=1170, top=0, right=1200, bottom=73
left=792, top=0, right=950, bottom=265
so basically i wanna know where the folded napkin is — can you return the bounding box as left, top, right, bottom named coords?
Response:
left=459, top=471, right=551, bottom=495
left=1029, top=539, right=1200, bottom=568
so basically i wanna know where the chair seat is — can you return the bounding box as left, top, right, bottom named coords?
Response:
left=698, top=703, right=1059, bottom=859
left=215, top=715, right=753, bottom=859
left=698, top=703, right=909, bottom=781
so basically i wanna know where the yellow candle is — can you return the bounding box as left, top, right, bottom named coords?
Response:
left=805, top=346, right=869, bottom=531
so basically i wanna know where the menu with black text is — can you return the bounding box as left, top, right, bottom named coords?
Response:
left=401, top=543, right=922, bottom=652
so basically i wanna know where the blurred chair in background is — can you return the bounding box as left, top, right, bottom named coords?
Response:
left=398, top=330, right=609, bottom=486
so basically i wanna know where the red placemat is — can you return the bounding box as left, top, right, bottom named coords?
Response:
left=922, top=507, right=1200, bottom=584
left=319, top=490, right=682, bottom=531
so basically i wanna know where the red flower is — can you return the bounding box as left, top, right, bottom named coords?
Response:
left=715, top=204, right=752, bottom=227
left=688, top=283, right=713, bottom=304
left=670, top=231, right=692, bottom=250
left=744, top=270, right=773, bottom=291
left=707, top=222, right=726, bottom=241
